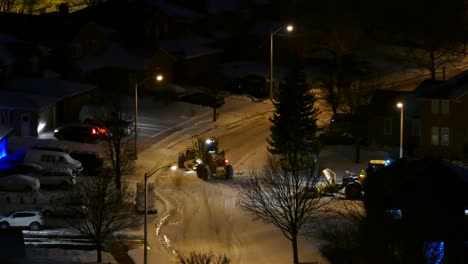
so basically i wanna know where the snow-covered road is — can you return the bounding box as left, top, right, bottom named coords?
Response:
left=128, top=96, right=327, bottom=263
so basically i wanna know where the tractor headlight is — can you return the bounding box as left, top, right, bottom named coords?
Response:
left=196, top=159, right=202, bottom=164
left=205, top=139, right=213, bottom=144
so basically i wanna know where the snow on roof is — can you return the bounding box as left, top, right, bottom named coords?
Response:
left=158, top=37, right=222, bottom=59
left=8, top=78, right=95, bottom=98
left=77, top=42, right=150, bottom=72
left=0, top=127, right=13, bottom=140
left=148, top=0, right=201, bottom=18
left=0, top=90, right=58, bottom=111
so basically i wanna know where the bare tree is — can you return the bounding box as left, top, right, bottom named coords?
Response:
left=100, top=109, right=135, bottom=193
left=64, top=173, right=140, bottom=263
left=403, top=43, right=462, bottom=80
left=0, top=0, right=40, bottom=13
left=86, top=92, right=135, bottom=192
left=237, top=154, right=325, bottom=264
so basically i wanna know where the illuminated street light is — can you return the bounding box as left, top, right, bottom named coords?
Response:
left=397, top=102, right=403, bottom=158
left=134, top=73, right=165, bottom=160
left=270, top=24, right=294, bottom=101
left=143, top=164, right=177, bottom=264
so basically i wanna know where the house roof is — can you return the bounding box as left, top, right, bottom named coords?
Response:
left=76, top=42, right=153, bottom=72
left=157, top=37, right=223, bottom=59
left=415, top=70, right=468, bottom=100
left=367, top=89, right=413, bottom=116
left=0, top=90, right=58, bottom=111
left=8, top=78, right=95, bottom=98
left=0, top=127, right=14, bottom=140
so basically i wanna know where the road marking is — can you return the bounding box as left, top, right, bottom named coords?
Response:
left=138, top=123, right=169, bottom=128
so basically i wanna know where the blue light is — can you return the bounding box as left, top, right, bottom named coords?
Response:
left=424, top=242, right=444, bottom=264
left=386, top=159, right=391, bottom=165
left=0, top=137, right=7, bottom=159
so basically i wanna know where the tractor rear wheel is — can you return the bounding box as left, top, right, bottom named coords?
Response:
left=178, top=152, right=185, bottom=169
left=225, top=165, right=233, bottom=179
left=345, top=184, right=362, bottom=200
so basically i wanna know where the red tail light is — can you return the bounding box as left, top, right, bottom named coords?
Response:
left=98, top=127, right=108, bottom=134
left=91, top=128, right=97, bottom=135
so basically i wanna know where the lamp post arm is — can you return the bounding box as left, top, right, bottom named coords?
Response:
left=146, top=165, right=172, bottom=179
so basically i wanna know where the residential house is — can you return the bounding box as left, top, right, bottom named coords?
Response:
left=76, top=41, right=177, bottom=95
left=0, top=12, right=110, bottom=82
left=0, top=90, right=57, bottom=137
left=7, top=78, right=95, bottom=127
left=0, top=33, right=48, bottom=80
left=158, top=37, right=223, bottom=87
left=366, top=89, right=420, bottom=156
left=416, top=70, right=468, bottom=162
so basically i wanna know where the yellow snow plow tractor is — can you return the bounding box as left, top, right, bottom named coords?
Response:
left=178, top=137, right=234, bottom=181
left=319, top=159, right=390, bottom=199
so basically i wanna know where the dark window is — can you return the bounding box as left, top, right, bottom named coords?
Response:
left=41, top=155, right=55, bottom=162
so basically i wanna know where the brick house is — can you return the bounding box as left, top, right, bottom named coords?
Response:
left=416, top=70, right=468, bottom=162
left=366, top=89, right=421, bottom=156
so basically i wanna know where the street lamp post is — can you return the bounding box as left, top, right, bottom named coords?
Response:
left=270, top=24, right=293, bottom=101
left=134, top=74, right=164, bottom=160
left=143, top=165, right=176, bottom=264
left=397, top=102, right=404, bottom=158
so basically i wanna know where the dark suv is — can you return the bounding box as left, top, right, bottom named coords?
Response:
left=54, top=124, right=107, bottom=143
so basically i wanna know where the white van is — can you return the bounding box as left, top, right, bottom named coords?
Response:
left=23, top=149, right=83, bottom=175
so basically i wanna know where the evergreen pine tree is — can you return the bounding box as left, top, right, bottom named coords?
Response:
left=268, top=62, right=321, bottom=156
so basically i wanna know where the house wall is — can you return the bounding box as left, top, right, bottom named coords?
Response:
left=174, top=53, right=220, bottom=86
left=9, top=109, right=39, bottom=137
left=419, top=98, right=468, bottom=160
left=55, top=92, right=93, bottom=125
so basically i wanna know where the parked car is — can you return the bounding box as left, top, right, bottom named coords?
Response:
left=40, top=197, right=87, bottom=218
left=54, top=123, right=107, bottom=143
left=69, top=150, right=103, bottom=174
left=0, top=174, right=40, bottom=192
left=0, top=163, right=44, bottom=177
left=0, top=210, right=44, bottom=231
left=23, top=149, right=83, bottom=175
left=32, top=144, right=71, bottom=153
left=30, top=168, right=76, bottom=189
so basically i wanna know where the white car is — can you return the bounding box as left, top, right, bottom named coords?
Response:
left=0, top=174, right=40, bottom=192
left=0, top=210, right=44, bottom=231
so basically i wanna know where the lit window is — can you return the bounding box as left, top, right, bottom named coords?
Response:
left=384, top=118, right=392, bottom=135
left=431, top=100, right=440, bottom=114
left=431, top=127, right=449, bottom=146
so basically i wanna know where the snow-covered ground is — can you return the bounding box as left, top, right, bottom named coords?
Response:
left=15, top=93, right=390, bottom=263
left=123, top=94, right=389, bottom=264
